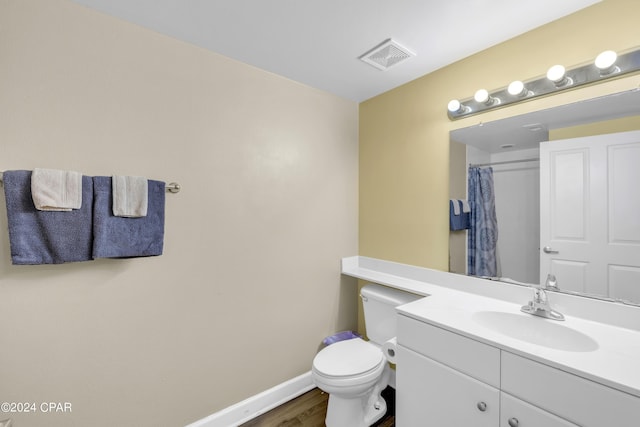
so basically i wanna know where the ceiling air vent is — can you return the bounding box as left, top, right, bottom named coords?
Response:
left=359, top=39, right=415, bottom=71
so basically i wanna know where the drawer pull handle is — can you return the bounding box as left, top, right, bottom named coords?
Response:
left=476, top=401, right=487, bottom=412
left=508, top=417, right=519, bottom=427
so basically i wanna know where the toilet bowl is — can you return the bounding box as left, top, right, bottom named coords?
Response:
left=312, top=338, right=390, bottom=427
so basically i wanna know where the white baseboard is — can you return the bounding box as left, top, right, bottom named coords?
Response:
left=185, top=371, right=315, bottom=427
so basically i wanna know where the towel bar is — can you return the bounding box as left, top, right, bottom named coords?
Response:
left=165, top=182, right=181, bottom=193
left=0, top=172, right=180, bottom=193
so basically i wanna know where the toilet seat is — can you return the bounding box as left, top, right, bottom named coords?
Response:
left=313, top=338, right=385, bottom=379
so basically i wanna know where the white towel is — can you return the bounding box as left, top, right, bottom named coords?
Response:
left=112, top=175, right=148, bottom=217
left=461, top=199, right=471, bottom=213
left=31, top=168, right=83, bottom=211
left=450, top=199, right=460, bottom=215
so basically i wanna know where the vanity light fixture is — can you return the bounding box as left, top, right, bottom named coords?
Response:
left=447, top=45, right=640, bottom=120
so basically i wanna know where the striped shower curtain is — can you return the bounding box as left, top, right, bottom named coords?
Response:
left=467, top=166, right=499, bottom=277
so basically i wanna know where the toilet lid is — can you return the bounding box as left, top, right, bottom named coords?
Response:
left=313, top=339, right=384, bottom=378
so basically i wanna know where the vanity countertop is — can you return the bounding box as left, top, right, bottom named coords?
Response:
left=398, top=288, right=640, bottom=399
left=342, top=256, right=640, bottom=399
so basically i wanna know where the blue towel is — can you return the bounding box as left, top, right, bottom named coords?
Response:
left=92, top=176, right=165, bottom=259
left=3, top=170, right=94, bottom=264
left=450, top=199, right=471, bottom=231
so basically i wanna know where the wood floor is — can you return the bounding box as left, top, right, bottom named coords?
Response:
left=240, top=387, right=395, bottom=427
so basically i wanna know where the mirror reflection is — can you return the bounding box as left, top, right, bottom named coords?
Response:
left=449, top=89, right=640, bottom=305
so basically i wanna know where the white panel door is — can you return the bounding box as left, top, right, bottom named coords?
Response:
left=540, top=130, right=640, bottom=302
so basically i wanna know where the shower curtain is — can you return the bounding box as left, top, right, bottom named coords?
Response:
left=467, top=166, right=499, bottom=277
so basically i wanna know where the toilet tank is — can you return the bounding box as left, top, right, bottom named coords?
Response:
left=361, top=284, right=422, bottom=345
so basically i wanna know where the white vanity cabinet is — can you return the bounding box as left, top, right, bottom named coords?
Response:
left=395, top=314, right=640, bottom=427
left=342, top=256, right=640, bottom=426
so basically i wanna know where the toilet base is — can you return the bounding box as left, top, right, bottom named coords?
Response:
left=323, top=368, right=390, bottom=427
left=325, top=389, right=387, bottom=427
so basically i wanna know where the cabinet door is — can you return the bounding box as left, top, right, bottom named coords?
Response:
left=501, top=393, right=579, bottom=427
left=396, top=345, right=499, bottom=427
left=502, top=351, right=640, bottom=426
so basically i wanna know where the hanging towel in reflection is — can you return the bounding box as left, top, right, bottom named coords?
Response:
left=31, top=168, right=83, bottom=211
left=3, top=170, right=94, bottom=264
left=92, top=176, right=165, bottom=259
left=449, top=199, right=471, bottom=231
left=112, top=175, right=148, bottom=217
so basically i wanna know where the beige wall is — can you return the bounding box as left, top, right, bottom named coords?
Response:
left=0, top=1, right=358, bottom=426
left=550, top=114, right=640, bottom=140
left=448, top=140, right=467, bottom=275
left=360, top=0, right=640, bottom=271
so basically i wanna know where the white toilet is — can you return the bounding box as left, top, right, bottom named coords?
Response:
left=311, top=284, right=421, bottom=427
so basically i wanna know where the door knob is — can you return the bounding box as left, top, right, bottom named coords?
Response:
left=508, top=417, right=519, bottom=427
left=476, top=401, right=487, bottom=412
left=543, top=246, right=559, bottom=254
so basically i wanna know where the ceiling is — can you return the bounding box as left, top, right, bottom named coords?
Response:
left=70, top=0, right=600, bottom=102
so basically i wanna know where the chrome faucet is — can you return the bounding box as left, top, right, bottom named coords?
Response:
left=520, top=274, right=565, bottom=321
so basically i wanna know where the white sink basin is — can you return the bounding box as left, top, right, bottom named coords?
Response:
left=472, top=310, right=599, bottom=352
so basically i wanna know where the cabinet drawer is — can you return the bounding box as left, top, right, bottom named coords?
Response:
left=397, top=345, right=499, bottom=427
left=397, top=314, right=500, bottom=387
left=501, top=392, right=579, bottom=427
left=502, top=351, right=640, bottom=427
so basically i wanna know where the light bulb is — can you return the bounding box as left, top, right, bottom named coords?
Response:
left=546, top=65, right=566, bottom=83
left=595, top=50, right=618, bottom=75
left=448, top=99, right=462, bottom=113
left=595, top=50, right=617, bottom=69
left=546, top=64, right=572, bottom=87
left=508, top=80, right=526, bottom=97
left=474, top=89, right=489, bottom=103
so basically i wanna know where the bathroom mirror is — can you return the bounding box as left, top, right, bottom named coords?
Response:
left=449, top=88, right=640, bottom=305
